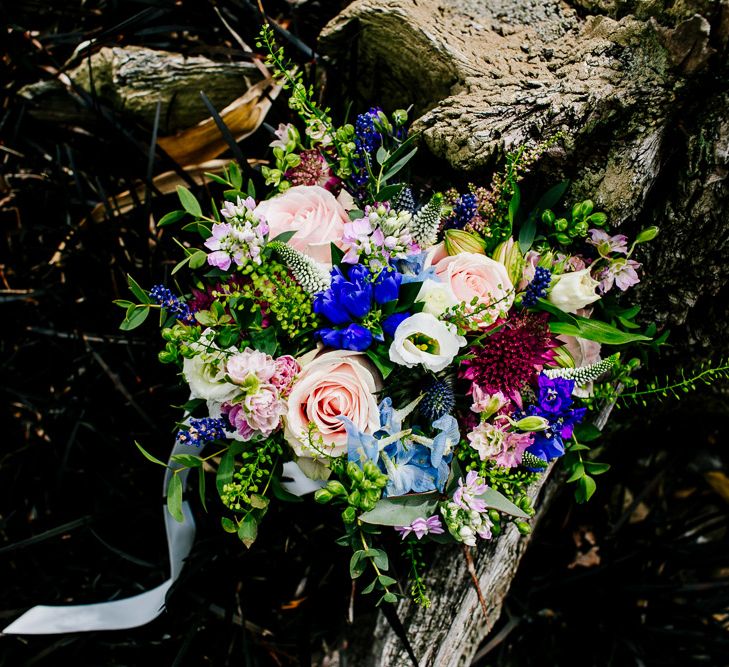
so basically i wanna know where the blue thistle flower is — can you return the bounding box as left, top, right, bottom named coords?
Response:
left=419, top=378, right=456, bottom=422
left=521, top=267, right=552, bottom=308
left=176, top=417, right=227, bottom=447
left=150, top=285, right=195, bottom=324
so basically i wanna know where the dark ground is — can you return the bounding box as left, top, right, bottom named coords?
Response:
left=2, top=2, right=728, bottom=666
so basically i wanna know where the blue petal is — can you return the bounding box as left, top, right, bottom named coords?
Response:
left=340, top=324, right=373, bottom=351
left=382, top=311, right=410, bottom=337
left=338, top=415, right=379, bottom=466
left=318, top=327, right=344, bottom=348
left=373, top=269, right=402, bottom=304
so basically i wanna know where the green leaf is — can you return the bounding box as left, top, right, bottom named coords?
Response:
left=176, top=185, right=202, bottom=217
left=381, top=592, right=398, bottom=604
left=228, top=161, right=243, bottom=190
left=396, top=281, right=423, bottom=309
left=198, top=467, right=208, bottom=512
left=382, top=147, right=418, bottom=182
left=576, top=474, right=597, bottom=503
left=378, top=574, right=397, bottom=587
left=534, top=180, right=570, bottom=215
left=171, top=254, right=193, bottom=276
left=205, top=172, right=231, bottom=187
left=566, top=462, right=585, bottom=483
left=518, top=216, right=537, bottom=253
left=250, top=494, right=269, bottom=510
left=171, top=453, right=204, bottom=467
left=120, top=305, right=150, bottom=331
left=508, top=183, right=521, bottom=225
left=574, top=423, right=602, bottom=442
left=221, top=517, right=237, bottom=533
left=127, top=275, right=151, bottom=304
left=250, top=326, right=278, bottom=356
left=157, top=210, right=187, bottom=227
left=189, top=249, right=208, bottom=270
left=135, top=440, right=168, bottom=467
left=372, top=548, right=389, bottom=570
left=269, top=230, right=297, bottom=244
left=237, top=514, right=258, bottom=548
left=584, top=461, right=610, bottom=475
left=375, top=184, right=404, bottom=202
left=376, top=145, right=389, bottom=165
left=477, top=487, right=530, bottom=518
left=617, top=315, right=641, bottom=330
left=330, top=242, right=344, bottom=266
left=350, top=550, right=367, bottom=579
left=549, top=320, right=651, bottom=345
left=216, top=449, right=236, bottom=495
left=362, top=578, right=378, bottom=594
left=167, top=474, right=184, bottom=523
left=359, top=493, right=439, bottom=526
left=365, top=348, right=395, bottom=380
left=381, top=134, right=418, bottom=173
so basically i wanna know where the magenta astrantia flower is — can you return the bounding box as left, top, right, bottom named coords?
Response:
left=285, top=149, right=340, bottom=193
left=395, top=515, right=445, bottom=540
left=460, top=312, right=558, bottom=401
left=597, top=258, right=641, bottom=293
left=453, top=471, right=488, bottom=513
left=587, top=228, right=629, bottom=256
left=204, top=197, right=269, bottom=271
left=466, top=422, right=534, bottom=468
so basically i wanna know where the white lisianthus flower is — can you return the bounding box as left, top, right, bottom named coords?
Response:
left=388, top=312, right=467, bottom=372
left=547, top=268, right=601, bottom=313
left=182, top=329, right=238, bottom=402
left=416, top=278, right=458, bottom=317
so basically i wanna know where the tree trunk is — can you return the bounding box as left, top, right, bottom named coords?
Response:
left=319, top=1, right=729, bottom=664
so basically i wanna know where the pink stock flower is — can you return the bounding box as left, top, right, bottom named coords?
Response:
left=226, top=348, right=276, bottom=385
left=453, top=471, right=488, bottom=513
left=467, top=422, right=533, bottom=469
left=244, top=384, right=287, bottom=436
left=271, top=355, right=301, bottom=396
left=223, top=403, right=256, bottom=441
left=587, top=228, right=629, bottom=256
left=597, top=259, right=641, bottom=293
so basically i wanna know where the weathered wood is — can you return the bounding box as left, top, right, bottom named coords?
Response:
left=319, top=1, right=729, bottom=663
left=18, top=46, right=262, bottom=133
left=320, top=0, right=729, bottom=357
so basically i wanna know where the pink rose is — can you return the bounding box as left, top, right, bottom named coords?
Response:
left=284, top=350, right=381, bottom=458
left=271, top=355, right=301, bottom=396
left=432, top=252, right=514, bottom=326
left=254, top=185, right=348, bottom=264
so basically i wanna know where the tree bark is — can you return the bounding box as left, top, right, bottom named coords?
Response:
left=319, top=1, right=729, bottom=664
left=18, top=46, right=262, bottom=134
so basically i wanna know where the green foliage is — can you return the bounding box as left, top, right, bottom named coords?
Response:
left=404, top=540, right=431, bottom=608
left=562, top=434, right=610, bottom=504
left=540, top=198, right=608, bottom=247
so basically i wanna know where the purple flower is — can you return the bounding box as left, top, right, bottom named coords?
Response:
left=536, top=374, right=575, bottom=416
left=453, top=471, right=488, bottom=513
left=204, top=198, right=268, bottom=270
left=340, top=323, right=373, bottom=351
left=373, top=268, right=402, bottom=304
left=383, top=311, right=410, bottom=337
left=395, top=515, right=445, bottom=540
left=587, top=228, right=629, bottom=256
left=597, top=259, right=641, bottom=293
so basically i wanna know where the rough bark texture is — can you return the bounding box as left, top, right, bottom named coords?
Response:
left=320, top=0, right=729, bottom=358
left=319, top=1, right=729, bottom=664
left=18, top=46, right=261, bottom=133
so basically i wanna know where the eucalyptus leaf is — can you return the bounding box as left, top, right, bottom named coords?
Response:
left=359, top=493, right=439, bottom=526
left=167, top=474, right=184, bottom=523
left=477, top=487, right=530, bottom=518
left=134, top=441, right=168, bottom=467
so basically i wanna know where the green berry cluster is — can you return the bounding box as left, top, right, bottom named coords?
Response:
left=220, top=439, right=283, bottom=512
left=314, top=460, right=388, bottom=524
left=159, top=323, right=201, bottom=365
left=541, top=199, right=608, bottom=246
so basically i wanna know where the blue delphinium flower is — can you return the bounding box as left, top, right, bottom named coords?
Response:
left=313, top=264, right=403, bottom=352
left=523, top=373, right=587, bottom=468
left=150, top=285, right=195, bottom=325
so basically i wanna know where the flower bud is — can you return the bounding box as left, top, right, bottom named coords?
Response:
left=341, top=506, right=357, bottom=524
left=551, top=345, right=576, bottom=368
left=392, top=109, right=408, bottom=126
left=444, top=229, right=486, bottom=256
left=488, top=509, right=501, bottom=524
left=314, top=488, right=333, bottom=504
left=514, top=416, right=550, bottom=432
left=554, top=217, right=568, bottom=232
left=634, top=226, right=659, bottom=244
left=542, top=209, right=556, bottom=225
left=515, top=521, right=531, bottom=535
left=326, top=480, right=347, bottom=496
left=492, top=237, right=525, bottom=287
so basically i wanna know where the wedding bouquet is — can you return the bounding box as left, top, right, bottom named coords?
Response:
left=119, top=27, right=659, bottom=608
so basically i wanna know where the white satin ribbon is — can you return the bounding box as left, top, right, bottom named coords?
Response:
left=3, top=443, right=322, bottom=635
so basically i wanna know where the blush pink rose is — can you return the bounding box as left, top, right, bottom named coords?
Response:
left=254, top=185, right=348, bottom=264
left=284, top=350, right=381, bottom=458
left=432, top=252, right=514, bottom=326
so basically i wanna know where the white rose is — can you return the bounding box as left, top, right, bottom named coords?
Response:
left=547, top=268, right=601, bottom=313
left=416, top=278, right=457, bottom=317
left=182, top=329, right=238, bottom=402
left=388, top=312, right=467, bottom=373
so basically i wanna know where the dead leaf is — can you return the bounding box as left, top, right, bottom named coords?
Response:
left=704, top=471, right=729, bottom=504
left=157, top=77, right=281, bottom=166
